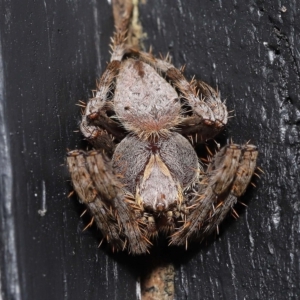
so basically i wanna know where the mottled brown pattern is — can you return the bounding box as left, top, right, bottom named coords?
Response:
left=141, top=262, right=175, bottom=300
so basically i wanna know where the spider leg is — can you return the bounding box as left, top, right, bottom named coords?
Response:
left=112, top=0, right=133, bottom=34
left=67, top=150, right=151, bottom=254
left=80, top=18, right=133, bottom=143
left=169, top=143, right=258, bottom=246
left=80, top=60, right=126, bottom=142
left=178, top=80, right=228, bottom=141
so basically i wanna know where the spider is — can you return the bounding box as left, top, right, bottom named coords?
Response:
left=67, top=3, right=258, bottom=255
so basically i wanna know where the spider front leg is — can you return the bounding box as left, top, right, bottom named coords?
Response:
left=170, top=143, right=258, bottom=246
left=80, top=27, right=131, bottom=144
left=67, top=150, right=151, bottom=254
left=164, top=66, right=228, bottom=142
left=178, top=80, right=228, bottom=141
left=80, top=60, right=127, bottom=144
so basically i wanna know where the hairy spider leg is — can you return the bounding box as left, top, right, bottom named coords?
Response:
left=170, top=143, right=258, bottom=245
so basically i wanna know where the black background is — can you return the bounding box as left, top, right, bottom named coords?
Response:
left=0, top=0, right=299, bottom=299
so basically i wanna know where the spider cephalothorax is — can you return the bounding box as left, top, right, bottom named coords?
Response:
left=67, top=3, right=258, bottom=254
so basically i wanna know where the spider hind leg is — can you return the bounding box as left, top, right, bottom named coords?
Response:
left=170, top=143, right=258, bottom=245
left=67, top=150, right=151, bottom=254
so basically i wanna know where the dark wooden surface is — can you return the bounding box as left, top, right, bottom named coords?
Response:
left=0, top=1, right=299, bottom=299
